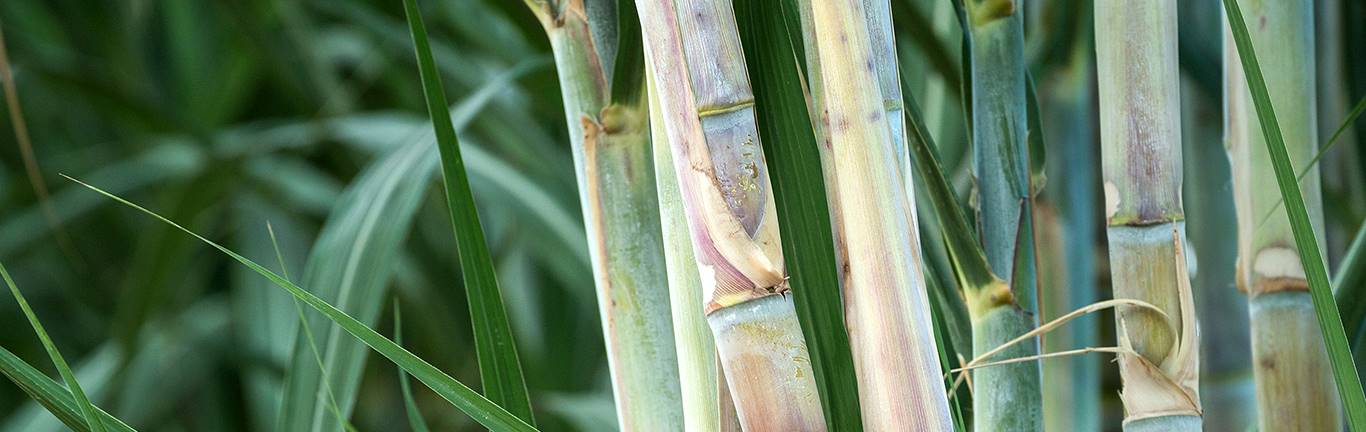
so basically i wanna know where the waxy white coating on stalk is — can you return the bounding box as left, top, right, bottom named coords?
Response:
left=649, top=55, right=729, bottom=431
left=1223, top=0, right=1340, bottom=428
left=807, top=0, right=953, bottom=429
left=529, top=1, right=684, bottom=429
left=636, top=0, right=823, bottom=428
left=1096, top=0, right=1202, bottom=428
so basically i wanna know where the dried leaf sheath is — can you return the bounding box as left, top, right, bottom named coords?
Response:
left=1095, top=0, right=1201, bottom=429
left=1224, top=0, right=1340, bottom=429
left=527, top=2, right=684, bottom=428
left=636, top=0, right=822, bottom=429
left=805, top=0, right=953, bottom=429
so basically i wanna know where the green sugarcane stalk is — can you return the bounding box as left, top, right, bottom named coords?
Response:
left=803, top=0, right=954, bottom=429
left=1095, top=0, right=1202, bottom=430
left=636, top=0, right=824, bottom=429
left=647, top=56, right=729, bottom=431
left=1224, top=0, right=1341, bottom=429
left=964, top=1, right=1042, bottom=429
left=525, top=1, right=684, bottom=429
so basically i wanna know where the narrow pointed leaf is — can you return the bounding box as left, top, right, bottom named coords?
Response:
left=394, top=303, right=432, bottom=432
left=734, top=0, right=862, bottom=429
left=0, top=347, right=136, bottom=432
left=900, top=74, right=999, bottom=294
left=66, top=176, right=538, bottom=432
left=1222, top=0, right=1366, bottom=425
left=402, top=0, right=534, bottom=423
left=1, top=264, right=105, bottom=432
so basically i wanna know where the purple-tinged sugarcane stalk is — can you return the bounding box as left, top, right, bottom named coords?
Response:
left=636, top=0, right=824, bottom=429
left=1096, top=0, right=1202, bottom=430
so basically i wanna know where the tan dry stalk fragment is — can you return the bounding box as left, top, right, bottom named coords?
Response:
left=1223, top=0, right=1340, bottom=429
left=1095, top=0, right=1202, bottom=429
left=636, top=0, right=823, bottom=429
left=528, top=1, right=684, bottom=429
left=806, top=0, right=952, bottom=429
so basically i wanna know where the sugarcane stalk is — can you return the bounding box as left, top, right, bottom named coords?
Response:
left=802, top=0, right=953, bottom=429
left=963, top=1, right=1043, bottom=429
left=635, top=0, right=824, bottom=429
left=1224, top=0, right=1340, bottom=429
left=525, top=2, right=684, bottom=429
left=1095, top=0, right=1202, bottom=430
left=647, top=55, right=727, bottom=431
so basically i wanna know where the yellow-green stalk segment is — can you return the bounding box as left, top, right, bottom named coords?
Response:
left=647, top=56, right=727, bottom=431
left=961, top=1, right=1042, bottom=429
left=525, top=1, right=684, bottom=429
left=1224, top=0, right=1341, bottom=429
left=805, top=0, right=953, bottom=429
left=636, top=0, right=823, bottom=429
left=1095, top=0, right=1201, bottom=430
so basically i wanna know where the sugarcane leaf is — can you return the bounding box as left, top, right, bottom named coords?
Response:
left=65, top=176, right=539, bottom=432
left=949, top=0, right=974, bottom=143
left=402, top=0, right=535, bottom=424
left=1025, top=73, right=1046, bottom=196
left=734, top=0, right=863, bottom=429
left=1222, top=0, right=1366, bottom=425
left=888, top=0, right=961, bottom=92
left=1260, top=93, right=1366, bottom=222
left=609, top=0, right=644, bottom=104
left=1, top=263, right=105, bottom=432
left=267, top=223, right=361, bottom=432
left=394, top=303, right=433, bottom=432
left=277, top=131, right=435, bottom=432
left=900, top=69, right=1002, bottom=296
left=0, top=347, right=136, bottom=432
left=1336, top=223, right=1366, bottom=358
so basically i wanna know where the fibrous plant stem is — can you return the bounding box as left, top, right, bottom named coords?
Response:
left=964, top=1, right=1042, bottom=429
left=526, top=1, right=684, bottom=428
left=1224, top=0, right=1341, bottom=429
left=804, top=0, right=953, bottom=429
left=636, top=0, right=824, bottom=429
left=648, top=55, right=728, bottom=431
left=1095, top=0, right=1202, bottom=430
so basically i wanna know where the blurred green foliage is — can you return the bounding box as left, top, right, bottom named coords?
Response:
left=0, top=1, right=612, bottom=430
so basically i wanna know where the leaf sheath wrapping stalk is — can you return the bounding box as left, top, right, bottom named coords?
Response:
left=531, top=2, right=684, bottom=428
left=1223, top=0, right=1340, bottom=428
left=805, top=0, right=952, bottom=429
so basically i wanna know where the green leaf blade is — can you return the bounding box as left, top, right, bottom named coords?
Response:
left=65, top=176, right=537, bottom=432
left=734, top=0, right=863, bottom=429
left=1, top=264, right=106, bottom=432
left=1222, top=0, right=1366, bottom=426
left=401, top=0, right=534, bottom=424
left=0, top=346, right=136, bottom=432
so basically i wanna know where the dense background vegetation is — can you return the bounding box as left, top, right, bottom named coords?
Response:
left=0, top=0, right=1363, bottom=431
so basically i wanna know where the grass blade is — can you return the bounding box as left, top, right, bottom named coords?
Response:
left=65, top=175, right=538, bottom=432
left=402, top=0, right=534, bottom=423
left=1, top=264, right=105, bottom=432
left=0, top=347, right=135, bottom=432
left=1336, top=223, right=1366, bottom=354
left=1222, top=0, right=1366, bottom=425
left=394, top=303, right=432, bottom=432
left=734, top=0, right=862, bottom=429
